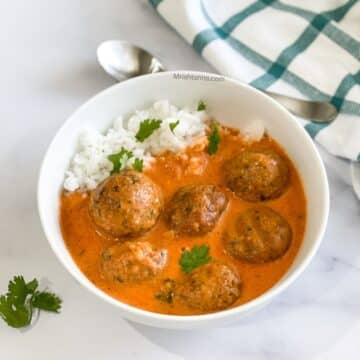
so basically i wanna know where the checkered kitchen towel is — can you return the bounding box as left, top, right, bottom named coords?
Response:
left=150, top=0, right=360, bottom=161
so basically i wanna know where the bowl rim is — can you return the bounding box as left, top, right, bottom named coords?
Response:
left=37, top=70, right=329, bottom=325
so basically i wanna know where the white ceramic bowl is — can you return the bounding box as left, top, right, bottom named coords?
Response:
left=38, top=71, right=329, bottom=329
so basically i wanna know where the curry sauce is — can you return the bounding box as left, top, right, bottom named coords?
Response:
left=60, top=129, right=306, bottom=315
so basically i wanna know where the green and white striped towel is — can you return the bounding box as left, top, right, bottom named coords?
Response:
left=150, top=0, right=360, bottom=161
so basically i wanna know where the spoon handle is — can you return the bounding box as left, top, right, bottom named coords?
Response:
left=264, top=90, right=337, bottom=123
left=151, top=64, right=337, bottom=122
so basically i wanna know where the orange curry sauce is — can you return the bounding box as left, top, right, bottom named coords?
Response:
left=60, top=128, right=306, bottom=315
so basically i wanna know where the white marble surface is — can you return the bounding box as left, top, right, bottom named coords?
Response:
left=1, top=1, right=359, bottom=359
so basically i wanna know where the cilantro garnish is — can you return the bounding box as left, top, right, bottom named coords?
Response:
left=0, top=276, right=61, bottom=329
left=132, top=158, right=143, bottom=172
left=31, top=291, right=62, bottom=312
left=108, top=147, right=133, bottom=175
left=169, top=120, right=180, bottom=133
left=135, top=119, right=162, bottom=142
left=155, top=279, right=175, bottom=304
left=179, top=245, right=212, bottom=273
left=207, top=123, right=220, bottom=155
left=197, top=100, right=206, bottom=111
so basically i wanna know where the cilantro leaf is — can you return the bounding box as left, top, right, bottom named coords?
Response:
left=108, top=147, right=133, bottom=175
left=32, top=291, right=62, bottom=313
left=169, top=120, right=180, bottom=133
left=135, top=119, right=162, bottom=142
left=8, top=276, right=31, bottom=306
left=0, top=276, right=35, bottom=328
left=0, top=295, right=32, bottom=328
left=0, top=275, right=61, bottom=329
left=179, top=245, right=211, bottom=273
left=132, top=158, right=143, bottom=172
left=207, top=123, right=220, bottom=155
left=197, top=100, right=206, bottom=111
left=26, top=279, right=39, bottom=293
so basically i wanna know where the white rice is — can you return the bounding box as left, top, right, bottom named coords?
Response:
left=64, top=100, right=209, bottom=191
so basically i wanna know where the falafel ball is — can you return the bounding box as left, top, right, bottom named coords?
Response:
left=223, top=149, right=289, bottom=202
left=101, top=241, right=167, bottom=283
left=223, top=206, right=292, bottom=263
left=177, top=262, right=241, bottom=311
left=89, top=170, right=163, bottom=237
left=166, top=184, right=228, bottom=236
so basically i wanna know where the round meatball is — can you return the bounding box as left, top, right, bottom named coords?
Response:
left=89, top=170, right=163, bottom=237
left=223, top=207, right=292, bottom=263
left=177, top=262, right=241, bottom=311
left=101, top=241, right=167, bottom=283
left=166, top=185, right=228, bottom=236
left=224, top=149, right=289, bottom=202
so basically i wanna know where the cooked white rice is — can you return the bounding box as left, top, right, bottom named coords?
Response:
left=64, top=100, right=209, bottom=191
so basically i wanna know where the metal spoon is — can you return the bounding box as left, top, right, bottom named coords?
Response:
left=97, top=40, right=337, bottom=123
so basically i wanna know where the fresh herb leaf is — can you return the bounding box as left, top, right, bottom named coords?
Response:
left=179, top=245, right=211, bottom=273
left=0, top=276, right=40, bottom=328
left=26, top=279, right=39, bottom=293
left=8, top=276, right=35, bottom=306
left=155, top=279, right=175, bottom=304
left=207, top=123, right=220, bottom=155
left=132, top=158, right=143, bottom=172
left=32, top=292, right=62, bottom=313
left=155, top=293, right=172, bottom=304
left=135, top=119, right=162, bottom=142
left=0, top=295, right=32, bottom=328
left=197, top=100, right=206, bottom=111
left=108, top=147, right=133, bottom=175
left=169, top=120, right=180, bottom=133
left=0, top=275, right=61, bottom=329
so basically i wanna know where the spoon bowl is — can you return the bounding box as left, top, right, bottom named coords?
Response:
left=97, top=40, right=164, bottom=81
